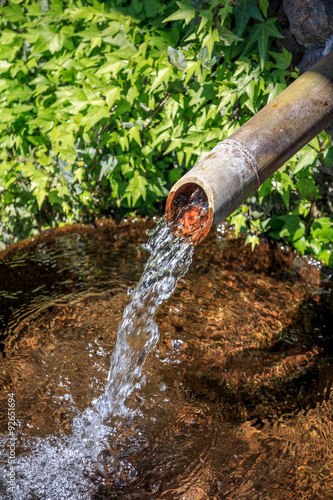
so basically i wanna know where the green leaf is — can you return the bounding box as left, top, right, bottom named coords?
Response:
left=126, top=172, right=148, bottom=206
left=80, top=191, right=92, bottom=206
left=1, top=0, right=330, bottom=269
left=258, top=0, right=269, bottom=17
left=258, top=177, right=272, bottom=203
left=245, top=234, right=259, bottom=251
left=294, top=148, right=318, bottom=173
left=278, top=215, right=306, bottom=242
left=231, top=213, right=247, bottom=238
left=318, top=249, right=332, bottom=266
left=99, top=155, right=118, bottom=179
left=218, top=26, right=243, bottom=46
left=323, top=146, right=333, bottom=167
left=219, top=0, right=233, bottom=25
left=162, top=1, right=196, bottom=25
left=183, top=60, right=201, bottom=85
left=268, top=48, right=292, bottom=70
left=144, top=0, right=159, bottom=18
left=307, top=238, right=322, bottom=256
left=295, top=178, right=318, bottom=200
left=58, top=159, right=74, bottom=184
left=168, top=168, right=182, bottom=184
left=167, top=46, right=187, bottom=71
left=245, top=19, right=284, bottom=70
left=49, top=34, right=63, bottom=54
left=84, top=106, right=109, bottom=132
left=96, top=60, right=122, bottom=77
left=49, top=190, right=63, bottom=206
left=234, top=0, right=264, bottom=37
left=293, top=236, right=307, bottom=255
left=150, top=67, right=173, bottom=93
left=104, top=86, right=121, bottom=108
left=129, top=125, right=142, bottom=147
left=73, top=167, right=84, bottom=184
left=198, top=9, right=213, bottom=33
left=0, top=60, right=13, bottom=73
left=35, top=189, right=47, bottom=210
left=196, top=47, right=216, bottom=70
left=310, top=218, right=333, bottom=244
left=202, top=29, right=220, bottom=58
left=266, top=81, right=285, bottom=103
left=1, top=3, right=24, bottom=23
left=278, top=171, right=294, bottom=209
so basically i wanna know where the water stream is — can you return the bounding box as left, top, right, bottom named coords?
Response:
left=95, top=219, right=194, bottom=419
left=1, top=219, right=195, bottom=498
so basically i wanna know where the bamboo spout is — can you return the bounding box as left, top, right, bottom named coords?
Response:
left=165, top=51, right=333, bottom=245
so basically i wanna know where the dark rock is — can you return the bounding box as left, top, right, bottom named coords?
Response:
left=325, top=123, right=333, bottom=141
left=268, top=0, right=290, bottom=28
left=298, top=46, right=325, bottom=73
left=283, top=0, right=333, bottom=46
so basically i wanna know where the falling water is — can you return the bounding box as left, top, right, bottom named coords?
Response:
left=94, top=218, right=194, bottom=419
left=0, top=215, right=200, bottom=498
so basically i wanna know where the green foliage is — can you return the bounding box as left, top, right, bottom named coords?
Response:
left=0, top=0, right=332, bottom=269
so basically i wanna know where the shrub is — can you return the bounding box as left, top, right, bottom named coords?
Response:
left=0, top=0, right=332, bottom=267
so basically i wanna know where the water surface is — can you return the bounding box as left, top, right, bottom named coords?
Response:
left=0, top=218, right=332, bottom=499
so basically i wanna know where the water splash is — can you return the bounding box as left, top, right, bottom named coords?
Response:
left=0, top=218, right=194, bottom=498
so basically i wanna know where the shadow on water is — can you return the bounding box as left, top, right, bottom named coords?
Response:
left=0, top=218, right=332, bottom=499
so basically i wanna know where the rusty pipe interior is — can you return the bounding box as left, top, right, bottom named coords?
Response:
left=165, top=50, right=333, bottom=245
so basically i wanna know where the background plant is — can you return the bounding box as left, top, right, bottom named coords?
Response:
left=0, top=0, right=332, bottom=267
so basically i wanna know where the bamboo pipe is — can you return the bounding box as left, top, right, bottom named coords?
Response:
left=165, top=51, right=333, bottom=245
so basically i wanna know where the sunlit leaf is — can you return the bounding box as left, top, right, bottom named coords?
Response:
left=167, top=46, right=187, bottom=71
left=150, top=67, right=173, bottom=93
left=162, top=0, right=196, bottom=25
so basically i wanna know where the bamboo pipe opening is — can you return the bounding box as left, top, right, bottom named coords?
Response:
left=165, top=182, right=213, bottom=245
